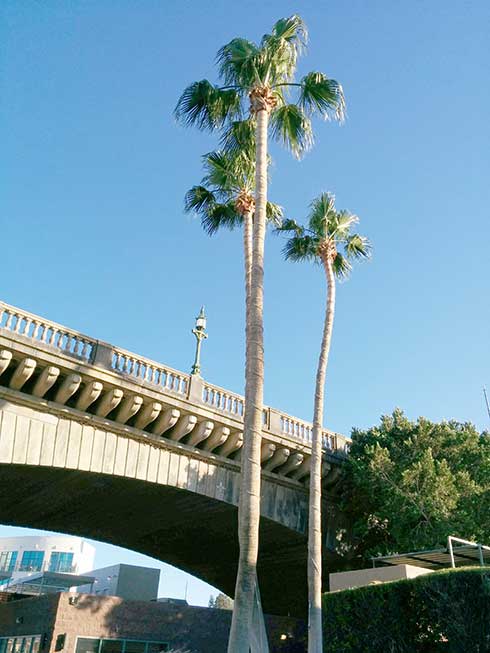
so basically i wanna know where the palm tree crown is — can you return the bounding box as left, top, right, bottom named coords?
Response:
left=185, top=142, right=283, bottom=236
left=280, top=192, right=371, bottom=273
left=175, top=15, right=345, bottom=157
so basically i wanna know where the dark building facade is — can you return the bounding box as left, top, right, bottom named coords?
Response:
left=0, top=593, right=306, bottom=653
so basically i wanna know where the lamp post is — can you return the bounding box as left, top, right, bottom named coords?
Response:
left=191, top=306, right=207, bottom=376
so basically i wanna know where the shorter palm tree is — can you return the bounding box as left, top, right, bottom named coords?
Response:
left=185, top=141, right=282, bottom=304
left=278, top=192, right=370, bottom=653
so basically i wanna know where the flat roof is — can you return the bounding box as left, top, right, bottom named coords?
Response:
left=10, top=572, right=95, bottom=589
left=373, top=544, right=490, bottom=570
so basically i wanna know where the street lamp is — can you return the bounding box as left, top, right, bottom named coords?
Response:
left=191, top=306, right=208, bottom=376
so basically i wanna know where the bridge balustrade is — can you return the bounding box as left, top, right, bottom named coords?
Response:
left=0, top=300, right=349, bottom=482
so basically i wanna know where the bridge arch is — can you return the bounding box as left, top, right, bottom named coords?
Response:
left=0, top=397, right=311, bottom=615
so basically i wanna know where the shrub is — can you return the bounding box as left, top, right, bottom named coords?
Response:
left=323, top=567, right=490, bottom=652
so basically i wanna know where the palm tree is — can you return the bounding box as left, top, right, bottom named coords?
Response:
left=184, top=140, right=282, bottom=308
left=175, top=17, right=345, bottom=652
left=278, top=193, right=371, bottom=653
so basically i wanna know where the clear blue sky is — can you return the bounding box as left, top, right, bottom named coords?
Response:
left=1, top=0, right=489, bottom=605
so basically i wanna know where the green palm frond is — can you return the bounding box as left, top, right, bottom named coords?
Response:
left=332, top=209, right=359, bottom=239
left=202, top=150, right=253, bottom=195
left=332, top=251, right=352, bottom=278
left=184, top=186, right=217, bottom=214
left=299, top=72, right=346, bottom=122
left=345, top=233, right=372, bottom=259
left=201, top=201, right=242, bottom=235
left=283, top=234, right=318, bottom=262
left=216, top=38, right=263, bottom=87
left=259, top=16, right=307, bottom=85
left=270, top=104, right=313, bottom=158
left=275, top=218, right=303, bottom=235
left=174, top=81, right=242, bottom=131
left=265, top=201, right=284, bottom=226
left=308, top=192, right=337, bottom=236
left=272, top=15, right=308, bottom=51
left=220, top=119, right=256, bottom=158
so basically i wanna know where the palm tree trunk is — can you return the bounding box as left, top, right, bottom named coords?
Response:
left=308, top=255, right=336, bottom=653
left=228, top=107, right=269, bottom=653
left=243, top=209, right=253, bottom=309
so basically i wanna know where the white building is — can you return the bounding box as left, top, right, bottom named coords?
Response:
left=0, top=535, right=95, bottom=585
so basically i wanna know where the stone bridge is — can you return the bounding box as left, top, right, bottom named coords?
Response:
left=0, top=301, right=348, bottom=616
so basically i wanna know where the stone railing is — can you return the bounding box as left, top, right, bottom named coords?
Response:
left=0, top=300, right=349, bottom=454
left=0, top=302, right=95, bottom=362
left=111, top=346, right=189, bottom=396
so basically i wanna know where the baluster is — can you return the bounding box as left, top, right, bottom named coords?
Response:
left=21, top=317, right=32, bottom=338
left=81, top=340, right=89, bottom=358
left=13, top=314, right=23, bottom=333
left=0, top=306, right=4, bottom=325
left=16, top=316, right=25, bottom=334
left=66, top=335, right=74, bottom=353
left=5, top=311, right=13, bottom=329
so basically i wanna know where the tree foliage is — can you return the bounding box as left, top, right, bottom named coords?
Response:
left=208, top=593, right=234, bottom=610
left=341, top=409, right=490, bottom=565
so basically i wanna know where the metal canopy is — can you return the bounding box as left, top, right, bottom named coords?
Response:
left=372, top=537, right=490, bottom=570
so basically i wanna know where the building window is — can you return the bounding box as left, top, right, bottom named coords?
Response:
left=19, top=550, right=44, bottom=572
left=49, top=552, right=74, bottom=573
left=0, top=638, right=41, bottom=653
left=0, top=551, right=18, bottom=572
left=75, top=639, right=169, bottom=653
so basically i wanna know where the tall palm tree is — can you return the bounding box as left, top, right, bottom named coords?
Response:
left=279, top=193, right=371, bottom=653
left=175, top=17, right=345, bottom=652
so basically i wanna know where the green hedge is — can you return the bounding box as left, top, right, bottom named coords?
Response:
left=323, top=567, right=490, bottom=652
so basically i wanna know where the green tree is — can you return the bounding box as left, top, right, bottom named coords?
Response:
left=279, top=193, right=370, bottom=652
left=175, top=17, right=345, bottom=652
left=342, top=409, right=490, bottom=566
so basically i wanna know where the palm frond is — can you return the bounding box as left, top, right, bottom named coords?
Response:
left=299, top=72, right=346, bottom=122
left=184, top=186, right=217, bottom=214
left=283, top=234, right=318, bottom=262
left=201, top=201, right=242, bottom=235
left=308, top=192, right=337, bottom=236
left=216, top=38, right=263, bottom=87
left=220, top=119, right=256, bottom=158
left=259, top=16, right=307, bottom=86
left=260, top=36, right=296, bottom=84
left=202, top=150, right=253, bottom=194
left=344, top=233, right=372, bottom=260
left=332, top=251, right=352, bottom=279
left=272, top=15, right=308, bottom=51
left=174, top=81, right=242, bottom=131
left=265, top=201, right=284, bottom=226
left=275, top=218, right=303, bottom=235
left=270, top=104, right=313, bottom=158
